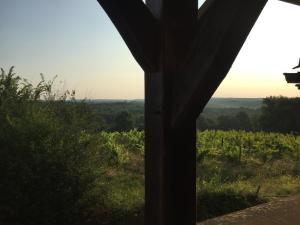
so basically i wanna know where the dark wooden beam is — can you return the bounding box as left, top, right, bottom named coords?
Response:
left=279, top=0, right=300, bottom=6
left=146, top=0, right=198, bottom=71
left=144, top=1, right=198, bottom=225
left=172, top=0, right=268, bottom=128
left=98, top=1, right=267, bottom=225
left=96, top=0, right=159, bottom=72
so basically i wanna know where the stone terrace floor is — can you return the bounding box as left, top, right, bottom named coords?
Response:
left=198, top=195, right=300, bottom=225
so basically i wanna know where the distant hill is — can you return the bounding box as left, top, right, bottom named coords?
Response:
left=88, top=98, right=263, bottom=109
left=206, top=98, right=262, bottom=109
left=86, top=99, right=131, bottom=104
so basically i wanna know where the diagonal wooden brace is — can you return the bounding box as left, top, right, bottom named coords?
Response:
left=172, top=0, right=268, bottom=129
left=96, top=0, right=159, bottom=72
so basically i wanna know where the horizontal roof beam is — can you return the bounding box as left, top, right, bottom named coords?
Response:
left=279, top=0, right=300, bottom=6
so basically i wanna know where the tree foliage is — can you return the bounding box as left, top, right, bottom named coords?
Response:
left=113, top=111, right=134, bottom=131
left=0, top=67, right=102, bottom=225
left=259, top=96, right=300, bottom=133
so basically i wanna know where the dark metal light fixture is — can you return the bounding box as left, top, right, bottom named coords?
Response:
left=283, top=72, right=300, bottom=83
left=293, top=58, right=300, bottom=69
left=283, top=58, right=300, bottom=89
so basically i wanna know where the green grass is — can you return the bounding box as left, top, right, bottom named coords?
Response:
left=92, top=130, right=300, bottom=224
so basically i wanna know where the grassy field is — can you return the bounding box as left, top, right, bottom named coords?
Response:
left=94, top=130, right=300, bottom=224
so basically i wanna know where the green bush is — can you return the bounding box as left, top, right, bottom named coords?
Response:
left=197, top=189, right=264, bottom=221
left=0, top=67, right=101, bottom=225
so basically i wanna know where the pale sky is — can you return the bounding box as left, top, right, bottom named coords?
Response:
left=0, top=0, right=300, bottom=99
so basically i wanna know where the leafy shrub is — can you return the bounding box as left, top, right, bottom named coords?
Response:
left=96, top=132, right=129, bottom=165
left=115, top=130, right=144, bottom=155
left=197, top=189, right=265, bottom=221
left=0, top=67, right=100, bottom=225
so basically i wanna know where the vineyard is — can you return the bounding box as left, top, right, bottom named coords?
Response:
left=95, top=130, right=300, bottom=224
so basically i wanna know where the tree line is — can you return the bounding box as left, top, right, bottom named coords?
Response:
left=88, top=97, right=300, bottom=134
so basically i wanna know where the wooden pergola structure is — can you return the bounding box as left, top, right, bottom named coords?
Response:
left=96, top=0, right=300, bottom=225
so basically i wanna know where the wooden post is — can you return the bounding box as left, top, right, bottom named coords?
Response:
left=96, top=0, right=268, bottom=224
left=144, top=1, right=198, bottom=224
left=145, top=74, right=197, bottom=225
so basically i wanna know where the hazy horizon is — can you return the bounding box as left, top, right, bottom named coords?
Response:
left=83, top=97, right=264, bottom=101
